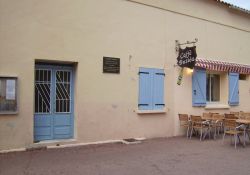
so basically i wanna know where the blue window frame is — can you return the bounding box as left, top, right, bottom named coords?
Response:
left=138, top=67, right=165, bottom=110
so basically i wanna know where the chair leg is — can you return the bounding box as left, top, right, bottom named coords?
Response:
left=234, top=134, right=237, bottom=149
left=200, top=128, right=203, bottom=141
left=220, top=123, right=223, bottom=135
left=222, top=132, right=226, bottom=144
left=243, top=129, right=246, bottom=146
left=208, top=126, right=211, bottom=139
left=217, top=126, right=219, bottom=137
left=214, top=127, right=216, bottom=139
left=190, top=125, right=194, bottom=139
left=247, top=132, right=250, bottom=141
left=186, top=126, right=190, bottom=138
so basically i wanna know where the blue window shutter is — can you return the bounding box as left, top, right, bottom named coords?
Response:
left=153, top=69, right=165, bottom=110
left=192, top=69, right=206, bottom=106
left=138, top=68, right=152, bottom=110
left=228, top=72, right=239, bottom=106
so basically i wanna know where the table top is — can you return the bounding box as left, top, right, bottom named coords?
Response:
left=236, top=119, right=250, bottom=124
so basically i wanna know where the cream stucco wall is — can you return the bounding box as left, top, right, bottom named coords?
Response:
left=0, top=0, right=250, bottom=150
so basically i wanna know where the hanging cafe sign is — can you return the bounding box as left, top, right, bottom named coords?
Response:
left=177, top=46, right=197, bottom=69
left=176, top=38, right=198, bottom=85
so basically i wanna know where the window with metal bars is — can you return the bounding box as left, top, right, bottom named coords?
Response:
left=35, top=69, right=51, bottom=114
left=55, top=70, right=71, bottom=113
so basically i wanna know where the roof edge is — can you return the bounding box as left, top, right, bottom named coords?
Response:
left=215, top=0, right=250, bottom=14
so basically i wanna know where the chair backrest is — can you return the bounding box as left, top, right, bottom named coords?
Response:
left=178, top=114, right=189, bottom=122
left=230, top=112, right=239, bottom=118
left=242, top=112, right=250, bottom=117
left=239, top=111, right=244, bottom=117
left=202, top=113, right=212, bottom=120
left=245, top=116, right=250, bottom=120
left=239, top=113, right=250, bottom=119
left=212, top=114, right=224, bottom=121
left=224, top=119, right=237, bottom=129
left=190, top=115, right=202, bottom=122
left=210, top=112, right=219, bottom=115
left=225, top=113, right=238, bottom=119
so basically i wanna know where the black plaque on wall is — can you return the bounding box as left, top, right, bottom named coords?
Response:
left=103, top=57, right=120, bottom=73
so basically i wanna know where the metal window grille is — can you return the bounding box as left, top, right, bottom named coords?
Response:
left=56, top=70, right=71, bottom=113
left=35, top=69, right=51, bottom=113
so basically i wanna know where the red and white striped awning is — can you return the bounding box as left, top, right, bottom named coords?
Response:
left=195, top=58, right=250, bottom=74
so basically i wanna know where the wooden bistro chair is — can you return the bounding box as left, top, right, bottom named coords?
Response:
left=238, top=114, right=250, bottom=144
left=190, top=115, right=210, bottom=141
left=211, top=114, right=225, bottom=139
left=223, top=119, right=243, bottom=149
left=178, top=114, right=191, bottom=138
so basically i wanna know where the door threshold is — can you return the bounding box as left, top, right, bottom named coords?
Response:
left=33, top=139, right=77, bottom=146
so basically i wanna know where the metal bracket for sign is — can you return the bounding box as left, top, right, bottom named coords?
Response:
left=175, top=38, right=198, bottom=53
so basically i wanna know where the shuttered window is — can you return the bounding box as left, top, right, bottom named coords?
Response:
left=138, top=68, right=165, bottom=110
left=192, top=69, right=239, bottom=106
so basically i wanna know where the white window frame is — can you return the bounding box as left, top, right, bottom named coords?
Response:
left=206, top=73, right=220, bottom=103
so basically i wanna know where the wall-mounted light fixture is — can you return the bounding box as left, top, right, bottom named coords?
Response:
left=186, top=68, right=194, bottom=74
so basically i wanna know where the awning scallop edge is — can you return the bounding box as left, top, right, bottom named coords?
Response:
left=195, top=58, right=250, bottom=74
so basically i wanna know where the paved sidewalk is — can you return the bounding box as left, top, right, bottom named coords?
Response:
left=1, top=137, right=250, bottom=175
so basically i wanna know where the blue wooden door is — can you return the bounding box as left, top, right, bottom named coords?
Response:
left=34, top=65, right=74, bottom=142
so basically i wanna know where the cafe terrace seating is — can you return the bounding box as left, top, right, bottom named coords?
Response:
left=178, top=112, right=250, bottom=148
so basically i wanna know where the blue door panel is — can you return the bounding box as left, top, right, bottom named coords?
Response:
left=34, top=127, right=52, bottom=141
left=54, top=126, right=71, bottom=135
left=53, top=115, right=71, bottom=126
left=54, top=134, right=71, bottom=139
left=35, top=127, right=52, bottom=136
left=34, top=65, right=74, bottom=142
left=35, top=135, right=52, bottom=141
left=34, top=115, right=52, bottom=141
left=34, top=116, right=51, bottom=126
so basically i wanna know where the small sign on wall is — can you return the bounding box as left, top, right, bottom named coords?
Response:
left=103, top=57, right=120, bottom=74
left=0, top=77, right=18, bottom=114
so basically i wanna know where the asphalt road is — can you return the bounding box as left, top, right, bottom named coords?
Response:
left=1, top=137, right=250, bottom=175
